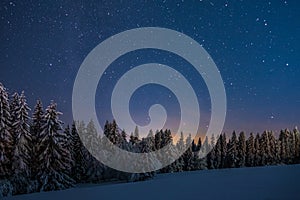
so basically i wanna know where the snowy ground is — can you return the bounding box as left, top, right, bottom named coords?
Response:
left=6, top=164, right=300, bottom=200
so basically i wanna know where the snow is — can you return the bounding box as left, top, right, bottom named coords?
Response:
left=6, top=164, right=300, bottom=200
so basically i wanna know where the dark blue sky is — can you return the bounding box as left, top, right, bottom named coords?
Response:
left=0, top=0, right=299, bottom=135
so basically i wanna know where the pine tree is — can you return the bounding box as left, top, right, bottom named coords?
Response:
left=279, top=129, right=288, bottom=164
left=287, top=129, right=296, bottom=164
left=176, top=132, right=185, bottom=153
left=268, top=131, right=276, bottom=164
left=37, top=102, right=74, bottom=191
left=11, top=91, right=32, bottom=194
left=293, top=127, right=300, bottom=163
left=0, top=83, right=13, bottom=179
left=210, top=134, right=216, bottom=152
left=237, top=132, right=246, bottom=167
left=196, top=137, right=202, bottom=152
left=225, top=131, right=237, bottom=168
left=181, top=133, right=193, bottom=171
left=146, top=129, right=155, bottom=151
left=10, top=92, right=20, bottom=144
left=254, top=134, right=261, bottom=166
left=245, top=133, right=255, bottom=167
left=70, top=122, right=87, bottom=183
left=31, top=100, right=44, bottom=178
left=220, top=133, right=227, bottom=168
left=259, top=131, right=271, bottom=166
left=86, top=119, right=99, bottom=152
left=154, top=130, right=162, bottom=150
left=199, top=136, right=209, bottom=158
left=134, top=126, right=140, bottom=140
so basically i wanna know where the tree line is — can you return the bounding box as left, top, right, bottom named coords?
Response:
left=0, top=82, right=299, bottom=197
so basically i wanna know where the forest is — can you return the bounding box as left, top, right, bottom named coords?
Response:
left=0, top=82, right=299, bottom=197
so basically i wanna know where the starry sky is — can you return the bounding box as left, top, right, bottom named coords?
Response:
left=0, top=0, right=299, bottom=136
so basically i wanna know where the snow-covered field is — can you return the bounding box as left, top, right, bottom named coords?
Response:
left=6, top=164, right=300, bottom=200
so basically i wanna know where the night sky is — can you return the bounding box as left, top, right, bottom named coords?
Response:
left=0, top=0, right=299, bottom=136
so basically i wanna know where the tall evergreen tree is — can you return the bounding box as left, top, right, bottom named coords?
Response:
left=11, top=92, right=32, bottom=194
left=0, top=83, right=13, bottom=179
left=259, top=131, right=271, bottom=166
left=268, top=131, right=276, bottom=164
left=199, top=136, right=209, bottom=158
left=225, top=131, right=238, bottom=168
left=70, top=122, right=87, bottom=183
left=237, top=132, right=246, bottom=167
left=279, top=129, right=288, bottom=164
left=30, top=100, right=44, bottom=178
left=254, top=134, right=261, bottom=166
left=196, top=137, right=202, bottom=152
left=293, top=127, right=300, bottom=163
left=183, top=134, right=193, bottom=171
left=176, top=132, right=185, bottom=153
left=245, top=133, right=255, bottom=167
left=37, top=102, right=74, bottom=191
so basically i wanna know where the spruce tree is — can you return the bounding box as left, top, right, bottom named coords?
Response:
left=237, top=132, right=246, bottom=167
left=259, top=131, right=271, bottom=166
left=221, top=134, right=227, bottom=168
left=268, top=131, right=276, bottom=164
left=70, top=122, right=87, bottom=183
left=279, top=129, right=288, bottom=164
left=225, top=131, right=237, bottom=168
left=37, top=102, right=74, bottom=191
left=293, top=127, right=300, bottom=163
left=0, top=83, right=13, bottom=179
left=196, top=137, right=202, bottom=152
left=246, top=133, right=255, bottom=167
left=11, top=91, right=32, bottom=194
left=254, top=134, right=261, bottom=166
left=31, top=100, right=44, bottom=178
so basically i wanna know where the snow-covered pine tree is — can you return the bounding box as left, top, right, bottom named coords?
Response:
left=237, top=131, right=246, bottom=167
left=259, top=131, right=271, bottom=166
left=154, top=130, right=162, bottom=150
left=191, top=140, right=197, bottom=152
left=199, top=136, right=209, bottom=158
left=213, top=135, right=222, bottom=169
left=138, top=137, right=157, bottom=178
left=37, top=102, right=74, bottom=191
left=31, top=100, right=44, bottom=178
left=147, top=129, right=155, bottom=151
left=86, top=119, right=99, bottom=152
left=293, top=127, right=300, bottom=163
left=183, top=134, right=193, bottom=171
left=254, top=134, right=261, bottom=166
left=0, top=83, right=13, bottom=179
left=120, top=129, right=129, bottom=150
left=196, top=137, right=202, bottom=152
left=287, top=128, right=296, bottom=164
left=267, top=131, right=276, bottom=164
left=210, top=134, right=216, bottom=152
left=245, top=133, right=255, bottom=167
left=70, top=122, right=87, bottom=183
left=10, top=93, right=20, bottom=143
left=11, top=91, right=32, bottom=194
left=134, top=125, right=140, bottom=141
left=279, top=129, right=288, bottom=164
left=161, top=129, right=178, bottom=173
left=175, top=132, right=185, bottom=172
left=176, top=132, right=185, bottom=153
left=85, top=120, right=104, bottom=183
left=220, top=133, right=227, bottom=168
left=274, top=136, right=281, bottom=164
left=225, top=131, right=238, bottom=168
